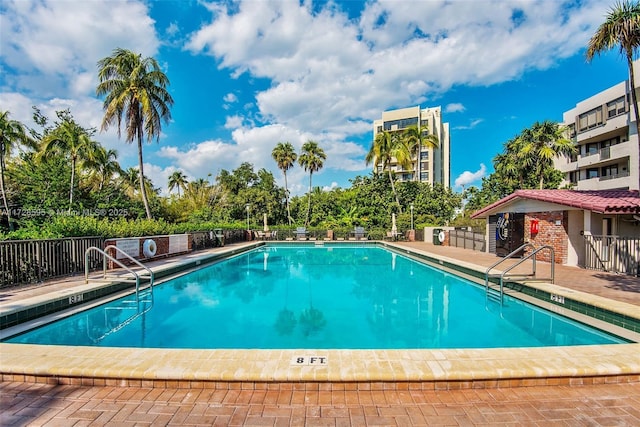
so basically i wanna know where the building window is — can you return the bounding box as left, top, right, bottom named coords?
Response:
left=578, top=106, right=603, bottom=132
left=569, top=171, right=578, bottom=184
left=587, top=168, right=599, bottom=179
left=402, top=173, right=413, bottom=181
left=420, top=161, right=428, bottom=171
left=420, top=172, right=429, bottom=181
left=601, top=164, right=619, bottom=179
left=601, top=136, right=620, bottom=148
left=607, top=96, right=626, bottom=118
left=383, top=117, right=418, bottom=131
left=420, top=152, right=429, bottom=160
left=586, top=142, right=599, bottom=155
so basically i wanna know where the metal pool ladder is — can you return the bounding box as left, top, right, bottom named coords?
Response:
left=484, top=243, right=555, bottom=304
left=85, top=245, right=155, bottom=296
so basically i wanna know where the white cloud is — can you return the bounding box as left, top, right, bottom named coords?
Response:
left=1, top=0, right=159, bottom=98
left=454, top=164, right=487, bottom=189
left=454, top=119, right=484, bottom=130
left=224, top=93, right=238, bottom=103
left=224, top=115, right=244, bottom=129
left=186, top=0, right=608, bottom=137
left=445, top=103, right=466, bottom=113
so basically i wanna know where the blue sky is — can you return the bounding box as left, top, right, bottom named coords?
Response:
left=0, top=0, right=630, bottom=196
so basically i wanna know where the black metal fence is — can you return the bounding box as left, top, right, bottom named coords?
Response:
left=0, top=236, right=105, bottom=288
left=583, top=234, right=640, bottom=276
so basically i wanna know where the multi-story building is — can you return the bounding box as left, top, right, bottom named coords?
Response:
left=372, top=106, right=450, bottom=187
left=555, top=62, right=640, bottom=191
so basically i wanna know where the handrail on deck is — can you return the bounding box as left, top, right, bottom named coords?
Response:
left=484, top=243, right=555, bottom=304
left=84, top=246, right=154, bottom=295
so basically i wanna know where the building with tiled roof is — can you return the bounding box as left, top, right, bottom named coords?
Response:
left=470, top=190, right=639, bottom=275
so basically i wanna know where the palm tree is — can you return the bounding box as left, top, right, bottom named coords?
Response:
left=39, top=113, right=99, bottom=212
left=0, top=111, right=31, bottom=230
left=168, top=170, right=188, bottom=197
left=119, top=167, right=141, bottom=198
left=86, top=146, right=122, bottom=192
left=402, top=124, right=439, bottom=182
left=587, top=0, right=640, bottom=189
left=298, top=140, right=326, bottom=227
left=518, top=121, right=576, bottom=189
left=366, top=130, right=412, bottom=213
left=96, top=48, right=174, bottom=219
left=494, top=137, right=527, bottom=189
left=271, top=142, right=297, bottom=226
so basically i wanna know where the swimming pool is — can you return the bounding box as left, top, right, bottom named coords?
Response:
left=4, top=244, right=626, bottom=349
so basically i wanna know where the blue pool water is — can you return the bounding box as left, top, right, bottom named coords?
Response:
left=5, top=245, right=625, bottom=349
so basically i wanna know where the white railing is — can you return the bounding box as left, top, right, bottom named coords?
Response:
left=583, top=235, right=640, bottom=276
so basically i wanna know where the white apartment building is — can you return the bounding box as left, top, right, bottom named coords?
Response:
left=555, top=63, right=640, bottom=191
left=372, top=106, right=450, bottom=187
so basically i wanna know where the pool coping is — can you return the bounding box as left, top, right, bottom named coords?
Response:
left=2, top=241, right=640, bottom=389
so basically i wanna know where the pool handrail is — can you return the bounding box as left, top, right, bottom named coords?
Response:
left=85, top=246, right=154, bottom=295
left=485, top=243, right=555, bottom=304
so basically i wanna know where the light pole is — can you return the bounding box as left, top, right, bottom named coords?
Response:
left=410, top=203, right=414, bottom=230
left=245, top=203, right=250, bottom=232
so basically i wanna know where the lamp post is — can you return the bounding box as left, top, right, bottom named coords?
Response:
left=410, top=203, right=414, bottom=230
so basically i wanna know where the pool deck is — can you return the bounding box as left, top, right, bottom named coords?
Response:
left=2, top=241, right=640, bottom=425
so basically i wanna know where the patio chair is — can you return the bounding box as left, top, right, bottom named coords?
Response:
left=354, top=226, right=367, bottom=240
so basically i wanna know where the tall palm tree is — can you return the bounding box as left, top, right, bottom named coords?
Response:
left=39, top=114, right=99, bottom=212
left=298, top=140, right=326, bottom=227
left=366, top=130, right=412, bottom=213
left=0, top=111, right=30, bottom=230
left=587, top=0, right=640, bottom=189
left=271, top=141, right=297, bottom=226
left=168, top=170, right=188, bottom=197
left=518, top=121, right=576, bottom=189
left=96, top=48, right=174, bottom=219
left=402, top=124, right=439, bottom=182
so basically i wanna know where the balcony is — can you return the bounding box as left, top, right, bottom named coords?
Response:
left=576, top=171, right=631, bottom=190
left=575, top=113, right=628, bottom=143
left=576, top=139, right=634, bottom=168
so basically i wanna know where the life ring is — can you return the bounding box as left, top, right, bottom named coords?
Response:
left=438, top=231, right=446, bottom=243
left=142, top=239, right=157, bottom=258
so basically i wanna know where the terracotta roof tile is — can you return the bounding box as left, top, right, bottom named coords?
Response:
left=471, top=189, right=640, bottom=218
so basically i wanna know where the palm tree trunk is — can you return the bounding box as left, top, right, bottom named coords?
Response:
left=137, top=132, right=153, bottom=220
left=388, top=169, right=402, bottom=214
left=415, top=133, right=421, bottom=182
left=0, top=152, right=13, bottom=231
left=68, top=157, right=76, bottom=214
left=626, top=50, right=640, bottom=190
left=284, top=171, right=292, bottom=226
left=305, top=172, right=312, bottom=227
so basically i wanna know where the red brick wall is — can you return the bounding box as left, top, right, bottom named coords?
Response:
left=525, top=212, right=567, bottom=264
left=104, top=234, right=192, bottom=268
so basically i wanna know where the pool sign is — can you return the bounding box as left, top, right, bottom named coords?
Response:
left=290, top=356, right=328, bottom=366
